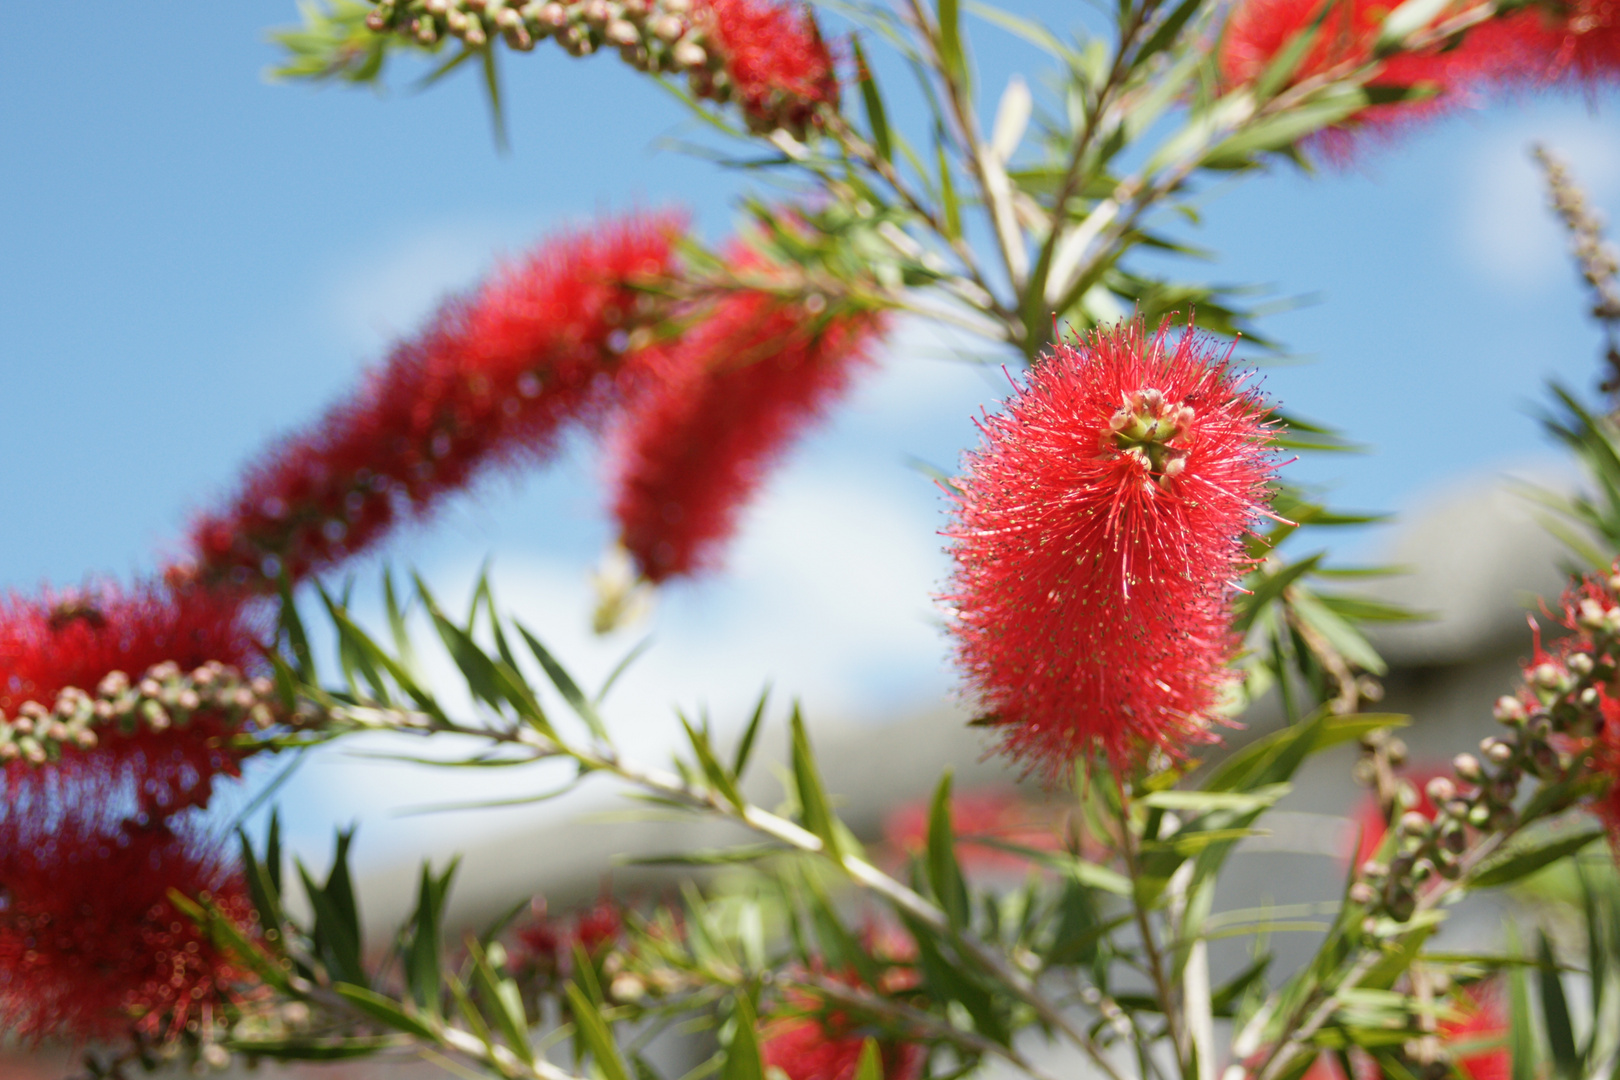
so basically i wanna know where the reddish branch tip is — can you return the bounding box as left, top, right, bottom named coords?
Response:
left=0, top=816, right=255, bottom=1044
left=698, top=0, right=840, bottom=135
left=185, top=212, right=685, bottom=589
left=608, top=255, right=887, bottom=583
left=1218, top=0, right=1620, bottom=155
left=944, top=318, right=1278, bottom=778
left=0, top=582, right=264, bottom=819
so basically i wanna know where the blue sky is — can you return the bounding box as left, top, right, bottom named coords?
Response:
left=2, top=2, right=1617, bottom=864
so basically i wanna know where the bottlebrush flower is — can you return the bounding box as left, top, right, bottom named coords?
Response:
left=697, top=0, right=840, bottom=135
left=0, top=582, right=265, bottom=819
left=0, top=811, right=256, bottom=1044
left=607, top=270, right=887, bottom=582
left=944, top=318, right=1277, bottom=776
left=184, top=213, right=683, bottom=589
left=761, top=1012, right=924, bottom=1080
left=1218, top=0, right=1619, bottom=154
left=882, top=788, right=1065, bottom=874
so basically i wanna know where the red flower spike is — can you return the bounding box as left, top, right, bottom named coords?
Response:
left=761, top=1015, right=924, bottom=1080
left=882, top=788, right=1064, bottom=874
left=608, top=273, right=887, bottom=582
left=696, top=0, right=839, bottom=135
left=185, top=213, right=684, bottom=589
left=0, top=582, right=264, bottom=819
left=0, top=811, right=256, bottom=1045
left=1219, top=0, right=1620, bottom=156
left=944, top=318, right=1278, bottom=777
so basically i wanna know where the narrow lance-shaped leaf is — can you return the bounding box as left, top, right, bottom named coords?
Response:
left=853, top=38, right=892, bottom=163
left=790, top=705, right=843, bottom=860
left=518, top=620, right=611, bottom=744
left=567, top=983, right=631, bottom=1080
left=927, top=770, right=971, bottom=929
left=1538, top=932, right=1579, bottom=1079
left=467, top=935, right=536, bottom=1067
left=733, top=686, right=769, bottom=779
left=723, top=994, right=766, bottom=1080
left=333, top=983, right=440, bottom=1042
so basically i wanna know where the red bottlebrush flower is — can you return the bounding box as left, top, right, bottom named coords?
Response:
left=608, top=270, right=887, bottom=583
left=1218, top=0, right=1618, bottom=156
left=575, top=898, right=624, bottom=954
left=185, top=213, right=684, bottom=590
left=696, top=0, right=839, bottom=135
left=761, top=1015, right=924, bottom=1080
left=882, top=788, right=1064, bottom=874
left=1437, top=988, right=1511, bottom=1080
left=0, top=811, right=256, bottom=1044
left=944, top=318, right=1277, bottom=776
left=0, top=582, right=265, bottom=818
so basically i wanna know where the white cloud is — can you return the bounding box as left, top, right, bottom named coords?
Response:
left=1455, top=110, right=1620, bottom=288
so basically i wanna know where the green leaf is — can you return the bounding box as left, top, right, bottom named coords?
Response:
left=1138, top=789, right=1284, bottom=813
left=790, top=705, right=843, bottom=860
left=277, top=571, right=316, bottom=682
left=468, top=935, right=536, bottom=1066
left=722, top=995, right=765, bottom=1080
left=517, top=621, right=610, bottom=744
left=1251, top=0, right=1330, bottom=99
left=963, top=2, right=1067, bottom=57
left=405, top=860, right=457, bottom=1016
left=1203, top=711, right=1408, bottom=793
left=1537, top=932, right=1578, bottom=1079
left=1507, top=924, right=1539, bottom=1080
left=854, top=1038, right=884, bottom=1080
left=567, top=984, right=631, bottom=1080
left=927, top=771, right=970, bottom=929
left=480, top=45, right=509, bottom=152
left=682, top=714, right=746, bottom=811
left=1204, top=87, right=1372, bottom=167
left=226, top=1034, right=413, bottom=1060
left=936, top=138, right=961, bottom=241
left=333, top=983, right=440, bottom=1042
left=1135, top=0, right=1203, bottom=65
left=1235, top=554, right=1322, bottom=633
left=733, top=687, right=769, bottom=779
left=1289, top=586, right=1389, bottom=675
left=852, top=39, right=892, bottom=163
left=936, top=0, right=966, bottom=89
left=620, top=844, right=787, bottom=866
left=1470, top=823, right=1605, bottom=889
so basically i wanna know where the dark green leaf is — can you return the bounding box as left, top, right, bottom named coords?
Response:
left=567, top=984, right=631, bottom=1080
left=927, top=770, right=970, bottom=929
left=1470, top=824, right=1605, bottom=889
left=333, top=983, right=440, bottom=1042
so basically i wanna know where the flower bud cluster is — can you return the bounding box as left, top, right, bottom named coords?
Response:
left=360, top=0, right=834, bottom=135
left=0, top=661, right=279, bottom=766
left=1352, top=568, right=1620, bottom=924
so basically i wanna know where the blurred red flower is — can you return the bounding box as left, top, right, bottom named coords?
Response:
left=698, top=0, right=839, bottom=135
left=185, top=212, right=684, bottom=589
left=944, top=318, right=1276, bottom=775
left=882, top=788, right=1063, bottom=874
left=761, top=1014, right=924, bottom=1080
left=0, top=582, right=264, bottom=819
left=0, top=813, right=255, bottom=1044
left=1219, top=0, right=1620, bottom=154
left=608, top=260, right=887, bottom=582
